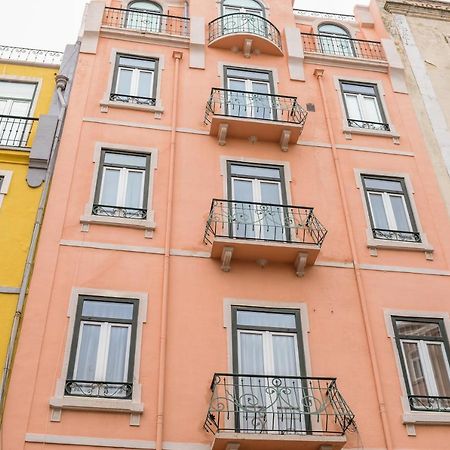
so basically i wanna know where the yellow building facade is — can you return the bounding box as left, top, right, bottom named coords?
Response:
left=0, top=46, right=63, bottom=409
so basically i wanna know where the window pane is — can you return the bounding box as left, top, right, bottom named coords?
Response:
left=344, top=94, right=362, bottom=120
left=319, top=24, right=350, bottom=36
left=403, top=342, right=428, bottom=396
left=99, top=168, right=120, bottom=206
left=119, top=56, right=155, bottom=70
left=341, top=82, right=376, bottom=96
left=389, top=195, right=411, bottom=231
left=260, top=182, right=281, bottom=204
left=368, top=193, right=389, bottom=229
left=232, top=179, right=253, bottom=202
left=230, top=164, right=280, bottom=179
left=239, top=332, right=264, bottom=373
left=0, top=81, right=36, bottom=100
left=116, top=68, right=133, bottom=95
left=104, top=152, right=147, bottom=168
left=0, top=176, right=3, bottom=191
left=364, top=178, right=403, bottom=192
left=237, top=310, right=296, bottom=328
left=227, top=68, right=270, bottom=82
left=9, top=100, right=31, bottom=116
left=427, top=343, right=450, bottom=396
left=224, top=0, right=263, bottom=9
left=75, top=323, right=101, bottom=380
left=137, top=71, right=153, bottom=98
left=272, top=334, right=298, bottom=376
left=362, top=96, right=382, bottom=123
left=129, top=1, right=162, bottom=12
left=396, top=320, right=442, bottom=338
left=106, top=325, right=130, bottom=382
left=82, top=300, right=134, bottom=320
left=124, top=170, right=144, bottom=208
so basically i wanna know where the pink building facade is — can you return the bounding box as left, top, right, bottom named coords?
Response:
left=2, top=1, right=450, bottom=449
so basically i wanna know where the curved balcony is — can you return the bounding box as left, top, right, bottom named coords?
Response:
left=204, top=373, right=356, bottom=450
left=208, top=13, right=282, bottom=56
left=204, top=199, right=327, bottom=276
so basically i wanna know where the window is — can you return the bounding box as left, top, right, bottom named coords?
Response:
left=66, top=296, right=138, bottom=399
left=224, top=67, right=275, bottom=120
left=0, top=80, right=37, bottom=146
left=361, top=175, right=420, bottom=243
left=392, top=317, right=450, bottom=412
left=93, top=150, right=151, bottom=219
left=222, top=0, right=265, bottom=16
left=340, top=81, right=389, bottom=131
left=110, top=55, right=158, bottom=106
left=126, top=1, right=163, bottom=33
left=0, top=170, right=12, bottom=208
left=318, top=23, right=354, bottom=57
left=0, top=176, right=3, bottom=192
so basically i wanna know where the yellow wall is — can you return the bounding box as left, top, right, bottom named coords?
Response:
left=0, top=61, right=57, bottom=383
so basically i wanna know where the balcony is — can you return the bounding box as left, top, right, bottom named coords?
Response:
left=302, top=33, right=386, bottom=62
left=294, top=9, right=356, bottom=22
left=0, top=115, right=39, bottom=149
left=205, top=89, right=308, bottom=150
left=65, top=380, right=132, bottom=399
left=409, top=395, right=450, bottom=413
left=208, top=13, right=282, bottom=56
left=102, top=7, right=190, bottom=38
left=372, top=228, right=421, bottom=243
left=204, top=373, right=356, bottom=450
left=204, top=199, right=327, bottom=276
left=0, top=45, right=63, bottom=66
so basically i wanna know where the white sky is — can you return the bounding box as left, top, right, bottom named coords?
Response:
left=0, top=0, right=370, bottom=52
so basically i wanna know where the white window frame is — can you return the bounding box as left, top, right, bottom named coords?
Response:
left=81, top=143, right=157, bottom=237
left=50, top=288, right=148, bottom=426
left=0, top=170, right=13, bottom=208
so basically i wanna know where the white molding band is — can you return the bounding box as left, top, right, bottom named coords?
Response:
left=0, top=286, right=20, bottom=294
left=359, top=264, right=450, bottom=276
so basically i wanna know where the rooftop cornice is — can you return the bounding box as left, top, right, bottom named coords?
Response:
left=384, top=0, right=450, bottom=21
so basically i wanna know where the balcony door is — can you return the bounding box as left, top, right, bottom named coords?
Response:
left=232, top=307, right=308, bottom=433
left=318, top=23, right=355, bottom=57
left=228, top=162, right=287, bottom=241
left=225, top=67, right=275, bottom=120
left=222, top=0, right=265, bottom=37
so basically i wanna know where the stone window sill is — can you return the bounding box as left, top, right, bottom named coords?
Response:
left=403, top=411, right=450, bottom=425
left=100, top=99, right=164, bottom=117
left=343, top=125, right=400, bottom=144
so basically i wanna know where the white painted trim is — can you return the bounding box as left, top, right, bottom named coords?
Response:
left=354, top=168, right=434, bottom=254
left=50, top=287, right=148, bottom=424
left=83, top=116, right=171, bottom=131
left=0, top=286, right=20, bottom=294
left=0, top=170, right=13, bottom=208
left=0, top=75, right=43, bottom=118
left=60, top=240, right=165, bottom=254
left=359, top=264, right=449, bottom=276
left=315, top=260, right=354, bottom=269
left=169, top=249, right=210, bottom=258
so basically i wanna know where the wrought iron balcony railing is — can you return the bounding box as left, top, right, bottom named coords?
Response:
left=204, top=199, right=327, bottom=246
left=205, top=89, right=308, bottom=127
left=302, top=33, right=386, bottom=61
left=92, top=204, right=147, bottom=220
left=0, top=115, right=38, bottom=148
left=208, top=13, right=282, bottom=51
left=109, top=92, right=156, bottom=107
left=65, top=380, right=133, bottom=399
left=348, top=118, right=390, bottom=131
left=204, top=373, right=356, bottom=436
left=0, top=45, right=63, bottom=65
left=102, top=7, right=190, bottom=37
left=409, top=395, right=450, bottom=413
left=294, top=9, right=356, bottom=22
left=373, top=228, right=421, bottom=243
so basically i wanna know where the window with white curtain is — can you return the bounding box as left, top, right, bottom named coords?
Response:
left=66, top=297, right=138, bottom=399
left=93, top=150, right=151, bottom=220
left=392, top=317, right=450, bottom=412
left=361, top=175, right=420, bottom=243
left=340, top=81, right=389, bottom=131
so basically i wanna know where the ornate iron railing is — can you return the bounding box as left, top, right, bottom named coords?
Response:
left=348, top=118, right=390, bottom=131
left=92, top=204, right=147, bottom=220
left=65, top=380, right=133, bottom=399
left=294, top=9, right=356, bottom=22
left=208, top=13, right=282, bottom=51
left=0, top=115, right=38, bottom=148
left=205, top=88, right=308, bottom=127
left=204, top=373, right=356, bottom=436
left=373, top=228, right=421, bottom=243
left=109, top=92, right=156, bottom=106
left=204, top=199, right=327, bottom=246
left=302, top=33, right=386, bottom=61
left=409, top=395, right=450, bottom=412
left=0, top=45, right=63, bottom=65
left=102, top=7, right=190, bottom=37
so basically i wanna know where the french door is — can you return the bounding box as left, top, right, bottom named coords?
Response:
left=222, top=5, right=265, bottom=37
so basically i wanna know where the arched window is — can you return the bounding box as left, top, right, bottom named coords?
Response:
left=222, top=0, right=265, bottom=17
left=127, top=1, right=163, bottom=33
left=318, top=23, right=355, bottom=57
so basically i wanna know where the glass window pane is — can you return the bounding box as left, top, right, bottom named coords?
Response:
left=0, top=81, right=36, bottom=100
left=124, top=170, right=144, bottom=208
left=99, top=168, right=120, bottom=206
left=119, top=56, right=155, bottom=70
left=344, top=94, right=362, bottom=119
left=232, top=179, right=254, bottom=202
left=9, top=100, right=31, bottom=116
left=319, top=24, right=350, bottom=36
left=224, top=0, right=263, bottom=9
left=272, top=334, right=298, bottom=376
left=129, top=1, right=162, bottom=12
left=230, top=164, right=280, bottom=179
left=237, top=310, right=296, bottom=328
left=116, top=68, right=133, bottom=95
left=82, top=300, right=134, bottom=320
left=0, top=177, right=3, bottom=191
left=364, top=178, right=403, bottom=192
left=362, top=96, right=382, bottom=123
left=427, top=343, right=450, bottom=396
left=239, top=332, right=265, bottom=373
left=341, top=82, right=376, bottom=96
left=260, top=182, right=281, bottom=204
left=227, top=68, right=270, bottom=82
left=396, top=320, right=442, bottom=338
left=368, top=193, right=389, bottom=229
left=104, top=152, right=147, bottom=168
left=75, top=323, right=101, bottom=380
left=402, top=342, right=428, bottom=396
left=106, top=325, right=130, bottom=382
left=137, top=71, right=153, bottom=98
left=389, top=195, right=411, bottom=231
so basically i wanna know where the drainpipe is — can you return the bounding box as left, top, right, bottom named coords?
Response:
left=314, top=69, right=393, bottom=450
left=0, top=70, right=71, bottom=424
left=155, top=50, right=183, bottom=450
